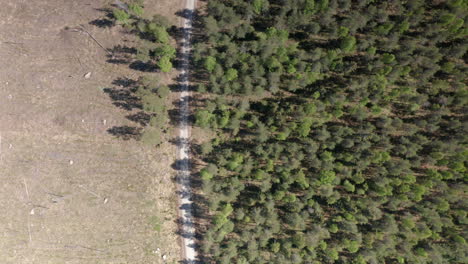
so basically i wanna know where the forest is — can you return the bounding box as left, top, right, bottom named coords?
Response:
left=191, top=0, right=467, bottom=263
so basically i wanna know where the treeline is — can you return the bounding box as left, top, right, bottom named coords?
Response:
left=113, top=0, right=176, bottom=73
left=192, top=0, right=467, bottom=263
left=111, top=0, right=175, bottom=145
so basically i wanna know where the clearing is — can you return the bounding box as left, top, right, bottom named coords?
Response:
left=0, top=0, right=184, bottom=263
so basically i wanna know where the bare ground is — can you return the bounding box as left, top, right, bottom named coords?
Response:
left=0, top=0, right=184, bottom=263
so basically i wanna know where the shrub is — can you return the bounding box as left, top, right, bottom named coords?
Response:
left=113, top=9, right=130, bottom=25
left=382, top=53, right=396, bottom=64
left=195, top=110, right=214, bottom=128
left=147, top=24, right=170, bottom=43
left=156, top=85, right=170, bottom=98
left=128, top=3, right=144, bottom=16
left=158, top=56, right=173, bottom=72
left=205, top=56, right=217, bottom=72
left=154, top=44, right=176, bottom=59
left=140, top=128, right=162, bottom=146
left=340, top=36, right=356, bottom=52
left=226, top=68, right=238, bottom=81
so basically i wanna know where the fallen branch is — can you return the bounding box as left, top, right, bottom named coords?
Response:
left=69, top=25, right=113, bottom=56
left=23, top=178, right=30, bottom=201
left=2, top=41, right=24, bottom=45
left=78, top=184, right=101, bottom=198
left=64, top=244, right=106, bottom=252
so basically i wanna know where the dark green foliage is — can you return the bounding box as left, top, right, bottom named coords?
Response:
left=193, top=0, right=468, bottom=263
left=340, top=35, right=356, bottom=52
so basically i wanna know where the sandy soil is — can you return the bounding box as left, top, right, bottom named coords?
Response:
left=0, top=0, right=184, bottom=263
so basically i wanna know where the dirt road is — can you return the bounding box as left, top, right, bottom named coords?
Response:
left=177, top=0, right=197, bottom=262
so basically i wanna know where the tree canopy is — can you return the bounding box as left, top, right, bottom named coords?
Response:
left=192, top=0, right=467, bottom=263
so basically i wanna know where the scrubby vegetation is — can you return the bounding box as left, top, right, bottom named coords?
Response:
left=192, top=0, right=467, bottom=263
left=137, top=75, right=170, bottom=145
left=112, top=1, right=176, bottom=73
left=110, top=1, right=175, bottom=145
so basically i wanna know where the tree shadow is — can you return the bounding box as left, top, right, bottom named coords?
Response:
left=179, top=260, right=203, bottom=264
left=174, top=8, right=204, bottom=43
left=112, top=77, right=138, bottom=87
left=175, top=9, right=195, bottom=20
left=107, top=125, right=142, bottom=140
left=89, top=18, right=114, bottom=28
left=102, top=75, right=152, bottom=139
left=168, top=73, right=195, bottom=91
left=103, top=87, right=141, bottom=111
left=106, top=45, right=138, bottom=65
left=129, top=60, right=157, bottom=72
left=168, top=25, right=185, bottom=43
left=299, top=38, right=339, bottom=51
left=90, top=8, right=114, bottom=28
left=90, top=7, right=160, bottom=72
left=172, top=157, right=191, bottom=171
left=109, top=45, right=137, bottom=54
left=167, top=96, right=196, bottom=128
left=107, top=57, right=130, bottom=65
left=126, top=111, right=151, bottom=126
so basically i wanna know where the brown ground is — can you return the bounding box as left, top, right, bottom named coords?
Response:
left=0, top=0, right=185, bottom=263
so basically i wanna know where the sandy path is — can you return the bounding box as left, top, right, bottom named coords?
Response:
left=177, top=0, right=197, bottom=262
